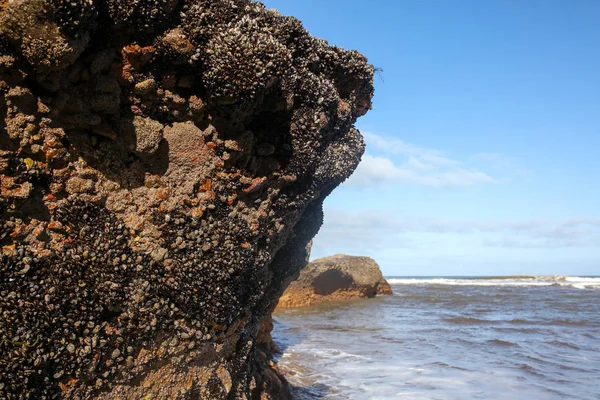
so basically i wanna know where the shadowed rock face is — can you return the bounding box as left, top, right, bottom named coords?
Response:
left=277, top=255, right=393, bottom=308
left=0, top=1, right=373, bottom=398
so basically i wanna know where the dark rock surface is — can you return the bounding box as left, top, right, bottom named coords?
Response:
left=0, top=1, right=374, bottom=398
left=277, top=255, right=393, bottom=308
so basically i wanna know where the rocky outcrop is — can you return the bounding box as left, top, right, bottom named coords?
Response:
left=277, top=255, right=393, bottom=308
left=0, top=1, right=374, bottom=399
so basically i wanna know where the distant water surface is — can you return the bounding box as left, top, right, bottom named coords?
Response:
left=272, top=276, right=600, bottom=399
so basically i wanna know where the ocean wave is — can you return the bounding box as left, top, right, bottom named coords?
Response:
left=488, top=339, right=519, bottom=347
left=428, top=361, right=471, bottom=371
left=387, top=276, right=600, bottom=289
left=307, top=348, right=371, bottom=361
left=444, top=317, right=493, bottom=324
left=546, top=340, right=580, bottom=350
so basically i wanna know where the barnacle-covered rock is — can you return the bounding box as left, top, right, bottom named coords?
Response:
left=49, top=0, right=97, bottom=37
left=105, top=0, right=179, bottom=32
left=0, top=0, right=90, bottom=74
left=0, top=1, right=374, bottom=399
left=158, top=28, right=196, bottom=65
left=201, top=16, right=292, bottom=103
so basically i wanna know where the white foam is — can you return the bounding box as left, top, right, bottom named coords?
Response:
left=309, top=348, right=371, bottom=361
left=386, top=276, right=600, bottom=289
left=565, top=276, right=600, bottom=284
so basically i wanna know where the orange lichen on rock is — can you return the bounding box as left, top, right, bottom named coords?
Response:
left=198, top=178, right=212, bottom=192
left=121, top=45, right=155, bottom=70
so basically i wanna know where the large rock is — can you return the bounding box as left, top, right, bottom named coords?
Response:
left=0, top=1, right=374, bottom=398
left=277, top=255, right=393, bottom=308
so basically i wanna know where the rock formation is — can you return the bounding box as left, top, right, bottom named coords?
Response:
left=0, top=1, right=374, bottom=398
left=277, top=255, right=393, bottom=308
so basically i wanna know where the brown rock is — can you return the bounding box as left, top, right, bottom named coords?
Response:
left=130, top=116, right=163, bottom=155
left=277, top=255, right=393, bottom=308
left=65, top=177, right=95, bottom=194
left=133, top=78, right=157, bottom=96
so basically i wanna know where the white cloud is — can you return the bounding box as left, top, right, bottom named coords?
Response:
left=363, top=132, right=425, bottom=156
left=420, top=152, right=461, bottom=167
left=470, top=152, right=528, bottom=176
left=345, top=133, right=500, bottom=188
left=346, top=154, right=496, bottom=188
left=313, top=209, right=600, bottom=253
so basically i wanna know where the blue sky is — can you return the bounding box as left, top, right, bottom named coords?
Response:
left=262, top=0, right=600, bottom=276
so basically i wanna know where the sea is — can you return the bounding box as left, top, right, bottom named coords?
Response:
left=271, top=276, right=600, bottom=400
